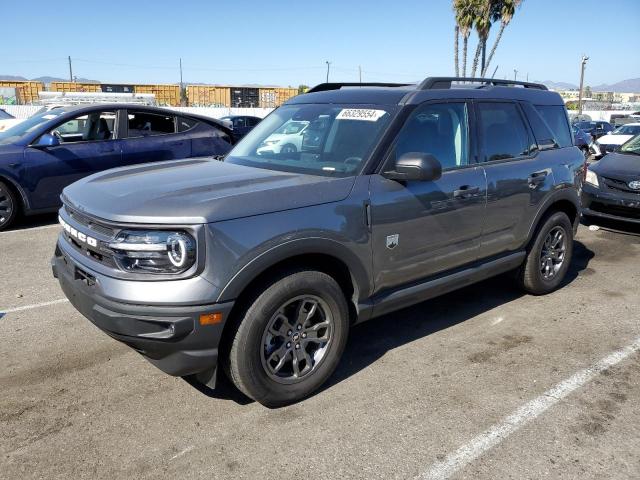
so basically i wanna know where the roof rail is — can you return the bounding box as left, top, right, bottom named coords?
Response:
left=418, top=77, right=547, bottom=90
left=306, top=82, right=414, bottom=93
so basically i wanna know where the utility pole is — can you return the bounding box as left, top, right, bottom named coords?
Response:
left=179, top=57, right=185, bottom=106
left=68, top=56, right=73, bottom=82
left=513, top=69, right=518, bottom=81
left=179, top=58, right=183, bottom=86
left=359, top=65, right=362, bottom=84
left=578, top=55, right=589, bottom=115
left=325, top=61, right=331, bottom=83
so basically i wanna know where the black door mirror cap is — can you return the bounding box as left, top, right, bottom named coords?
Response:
left=384, top=152, right=443, bottom=182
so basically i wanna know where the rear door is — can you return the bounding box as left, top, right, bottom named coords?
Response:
left=475, top=101, right=555, bottom=257
left=120, top=109, right=191, bottom=165
left=24, top=109, right=122, bottom=210
left=369, top=100, right=487, bottom=292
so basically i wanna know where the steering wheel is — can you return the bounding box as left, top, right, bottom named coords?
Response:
left=52, top=130, right=63, bottom=142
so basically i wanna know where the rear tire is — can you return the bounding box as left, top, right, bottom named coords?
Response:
left=0, top=181, right=18, bottom=231
left=280, top=143, right=297, bottom=154
left=518, top=211, right=573, bottom=295
left=227, top=270, right=349, bottom=407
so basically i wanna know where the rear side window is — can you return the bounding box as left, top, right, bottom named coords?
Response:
left=247, top=117, right=261, bottom=127
left=534, top=105, right=572, bottom=148
left=177, top=117, right=197, bottom=132
left=477, top=102, right=530, bottom=161
left=127, top=111, right=175, bottom=137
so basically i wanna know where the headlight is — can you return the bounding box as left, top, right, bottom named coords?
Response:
left=108, top=230, right=196, bottom=274
left=585, top=170, right=599, bottom=188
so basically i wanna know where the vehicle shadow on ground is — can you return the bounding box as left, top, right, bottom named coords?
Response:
left=4, top=212, right=58, bottom=231
left=190, top=241, right=594, bottom=406
left=581, top=217, right=640, bottom=237
left=323, top=240, right=594, bottom=395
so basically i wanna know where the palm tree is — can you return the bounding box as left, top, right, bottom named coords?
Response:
left=482, top=0, right=523, bottom=76
left=454, top=24, right=460, bottom=77
left=470, top=0, right=492, bottom=78
left=453, top=0, right=477, bottom=78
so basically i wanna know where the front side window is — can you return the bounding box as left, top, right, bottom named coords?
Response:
left=535, top=105, right=572, bottom=148
left=392, top=102, right=469, bottom=169
left=127, top=111, right=175, bottom=137
left=51, top=111, right=116, bottom=143
left=225, top=104, right=396, bottom=177
left=478, top=102, right=530, bottom=162
left=620, top=135, right=640, bottom=155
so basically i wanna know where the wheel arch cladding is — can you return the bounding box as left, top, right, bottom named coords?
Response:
left=527, top=192, right=579, bottom=247
left=0, top=175, right=28, bottom=213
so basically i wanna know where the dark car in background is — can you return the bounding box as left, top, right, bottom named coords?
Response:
left=219, top=115, right=262, bottom=139
left=0, top=104, right=233, bottom=230
left=573, top=120, right=613, bottom=141
left=582, top=134, right=640, bottom=224
left=0, top=108, right=14, bottom=120
left=571, top=124, right=592, bottom=157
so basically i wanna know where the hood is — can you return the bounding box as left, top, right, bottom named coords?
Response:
left=597, top=134, right=633, bottom=145
left=590, top=152, right=640, bottom=178
left=62, top=158, right=356, bottom=224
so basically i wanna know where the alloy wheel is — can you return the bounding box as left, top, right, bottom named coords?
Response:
left=540, top=226, right=567, bottom=280
left=0, top=185, right=14, bottom=227
left=261, top=295, right=333, bottom=384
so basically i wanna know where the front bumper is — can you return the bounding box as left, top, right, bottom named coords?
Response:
left=52, top=239, right=234, bottom=380
left=581, top=184, right=640, bottom=224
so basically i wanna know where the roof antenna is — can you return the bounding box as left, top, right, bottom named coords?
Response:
left=491, top=65, right=499, bottom=79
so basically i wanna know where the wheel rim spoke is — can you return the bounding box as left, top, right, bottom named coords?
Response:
left=540, top=226, right=567, bottom=280
left=261, top=295, right=334, bottom=384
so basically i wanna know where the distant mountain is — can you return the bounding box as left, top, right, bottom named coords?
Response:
left=538, top=80, right=579, bottom=90
left=0, top=75, right=99, bottom=84
left=592, top=78, right=640, bottom=93
left=0, top=75, right=29, bottom=82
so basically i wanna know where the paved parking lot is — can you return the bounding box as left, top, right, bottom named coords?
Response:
left=1, top=214, right=639, bottom=479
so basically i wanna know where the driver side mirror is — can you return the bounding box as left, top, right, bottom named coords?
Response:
left=33, top=133, right=60, bottom=148
left=384, top=152, right=442, bottom=182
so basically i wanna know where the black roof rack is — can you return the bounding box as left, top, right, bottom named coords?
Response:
left=418, top=77, right=547, bottom=90
left=306, top=82, right=413, bottom=93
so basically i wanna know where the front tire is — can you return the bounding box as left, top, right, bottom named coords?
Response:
left=0, top=181, right=18, bottom=231
left=518, top=211, right=573, bottom=295
left=227, top=270, right=349, bottom=407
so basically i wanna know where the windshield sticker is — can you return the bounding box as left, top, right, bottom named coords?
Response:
left=336, top=109, right=387, bottom=122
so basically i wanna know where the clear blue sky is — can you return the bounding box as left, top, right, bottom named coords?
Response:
left=4, top=0, right=639, bottom=87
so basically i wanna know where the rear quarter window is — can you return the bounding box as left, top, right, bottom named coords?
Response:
left=534, top=105, right=572, bottom=148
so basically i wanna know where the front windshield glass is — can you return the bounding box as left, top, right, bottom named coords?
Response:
left=0, top=110, right=64, bottom=145
left=225, top=104, right=396, bottom=177
left=620, top=135, right=640, bottom=155
left=612, top=125, right=640, bottom=136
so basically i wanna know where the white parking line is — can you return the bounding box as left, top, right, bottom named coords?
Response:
left=0, top=298, right=69, bottom=316
left=417, top=336, right=640, bottom=480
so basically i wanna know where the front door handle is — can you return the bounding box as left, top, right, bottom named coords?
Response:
left=453, top=185, right=480, bottom=199
left=528, top=170, right=548, bottom=187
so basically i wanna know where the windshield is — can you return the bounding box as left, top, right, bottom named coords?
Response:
left=0, top=109, right=65, bottom=145
left=612, top=125, right=640, bottom=136
left=225, top=104, right=396, bottom=177
left=575, top=121, right=594, bottom=130
left=620, top=135, right=640, bottom=155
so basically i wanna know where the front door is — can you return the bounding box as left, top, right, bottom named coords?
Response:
left=24, top=109, right=122, bottom=210
left=369, top=101, right=487, bottom=293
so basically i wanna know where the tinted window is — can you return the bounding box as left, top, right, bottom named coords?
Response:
left=233, top=117, right=246, bottom=128
left=535, top=105, right=572, bottom=148
left=247, top=117, right=260, bottom=126
left=177, top=117, right=197, bottom=132
left=127, top=111, right=175, bottom=137
left=394, top=102, right=469, bottom=169
left=478, top=102, right=530, bottom=161
left=51, top=111, right=115, bottom=143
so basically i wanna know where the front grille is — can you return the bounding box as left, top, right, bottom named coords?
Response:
left=599, top=144, right=619, bottom=154
left=63, top=204, right=115, bottom=237
left=602, top=176, right=640, bottom=195
left=590, top=201, right=640, bottom=219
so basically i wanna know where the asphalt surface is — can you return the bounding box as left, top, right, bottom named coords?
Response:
left=1, top=213, right=639, bottom=480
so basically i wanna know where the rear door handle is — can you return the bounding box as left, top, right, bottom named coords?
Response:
left=527, top=170, right=548, bottom=187
left=453, top=185, right=480, bottom=198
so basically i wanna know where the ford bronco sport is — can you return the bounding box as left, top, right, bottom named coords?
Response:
left=52, top=77, right=584, bottom=407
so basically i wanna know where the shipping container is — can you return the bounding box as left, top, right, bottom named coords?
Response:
left=49, top=82, right=101, bottom=93
left=231, top=87, right=259, bottom=108
left=186, top=85, right=231, bottom=107
left=258, top=87, right=298, bottom=108
left=133, top=84, right=181, bottom=106
left=102, top=84, right=135, bottom=94
left=0, top=81, right=44, bottom=104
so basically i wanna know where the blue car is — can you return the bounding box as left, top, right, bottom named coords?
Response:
left=571, top=124, right=592, bottom=157
left=0, top=104, right=234, bottom=229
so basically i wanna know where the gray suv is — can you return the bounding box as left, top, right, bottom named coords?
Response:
left=52, top=77, right=585, bottom=407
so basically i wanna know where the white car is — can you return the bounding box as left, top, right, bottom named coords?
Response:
left=256, top=120, right=309, bottom=155
left=0, top=108, right=22, bottom=133
left=592, top=123, right=640, bottom=158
